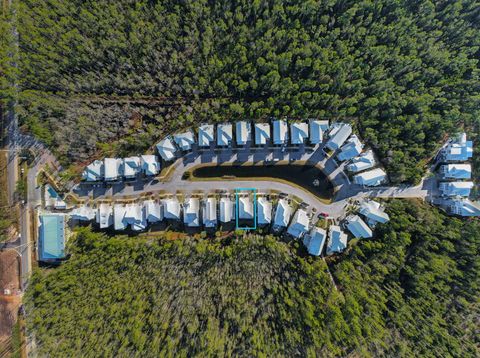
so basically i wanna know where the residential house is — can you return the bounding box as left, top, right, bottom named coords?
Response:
left=156, top=137, right=177, bottom=161
left=144, top=200, right=163, bottom=223
left=440, top=164, right=472, bottom=180
left=203, top=197, right=217, bottom=228
left=337, top=135, right=363, bottom=161
left=358, top=200, right=390, bottom=227
left=439, top=181, right=474, bottom=197
left=238, top=196, right=254, bottom=220
left=290, top=122, right=309, bottom=145
left=236, top=121, right=251, bottom=146
left=309, top=119, right=329, bottom=145
left=217, top=123, right=233, bottom=147
left=96, top=203, right=113, bottom=229
left=345, top=215, right=373, bottom=238
left=113, top=204, right=128, bottom=230
left=123, top=156, right=141, bottom=179
left=82, top=160, right=104, bottom=181
left=124, top=203, right=147, bottom=231
left=257, top=196, right=272, bottom=225
left=353, top=168, right=387, bottom=186
left=326, top=226, right=348, bottom=255
left=287, top=209, right=310, bottom=238
left=104, top=158, right=123, bottom=181
left=183, top=198, right=200, bottom=227
left=198, top=124, right=215, bottom=147
left=441, top=133, right=473, bottom=162
left=273, top=198, right=293, bottom=229
left=254, top=123, right=271, bottom=146
left=272, top=119, right=288, bottom=145
left=325, top=123, right=352, bottom=151
left=447, top=199, right=480, bottom=217
left=140, top=155, right=160, bottom=176
left=304, top=227, right=327, bottom=256
left=347, top=150, right=376, bottom=173
left=70, top=206, right=96, bottom=221
left=219, top=197, right=235, bottom=223
left=174, top=130, right=196, bottom=151
left=162, top=198, right=181, bottom=220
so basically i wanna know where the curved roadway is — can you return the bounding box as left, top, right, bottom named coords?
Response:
left=73, top=143, right=433, bottom=219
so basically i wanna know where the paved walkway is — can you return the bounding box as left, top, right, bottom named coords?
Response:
left=72, top=142, right=432, bottom=219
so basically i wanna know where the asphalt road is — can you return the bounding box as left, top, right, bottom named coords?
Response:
left=73, top=142, right=431, bottom=219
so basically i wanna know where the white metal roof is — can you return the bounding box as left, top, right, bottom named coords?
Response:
left=198, top=124, right=215, bottom=147
left=448, top=199, right=480, bottom=217
left=162, top=198, right=181, bottom=220
left=183, top=198, right=200, bottom=227
left=96, top=204, right=113, bottom=229
left=326, top=123, right=352, bottom=150
left=326, top=225, right=348, bottom=255
left=347, top=150, right=376, bottom=173
left=290, top=122, right=309, bottom=145
left=257, top=197, right=272, bottom=224
left=353, top=168, right=387, bottom=186
left=82, top=160, right=104, bottom=181
left=346, top=215, right=373, bottom=238
left=141, top=155, right=160, bottom=176
left=113, top=204, right=128, bottom=230
left=124, top=203, right=147, bottom=231
left=254, top=123, right=271, bottom=145
left=123, top=156, right=141, bottom=178
left=238, top=196, right=254, bottom=219
left=217, top=123, right=233, bottom=146
left=287, top=209, right=309, bottom=238
left=309, top=120, right=329, bottom=144
left=441, top=164, right=472, bottom=179
left=306, top=227, right=327, bottom=256
left=156, top=137, right=177, bottom=161
left=337, top=135, right=363, bottom=161
left=219, top=197, right=235, bottom=222
left=174, top=130, right=196, bottom=151
left=442, top=133, right=473, bottom=162
left=70, top=206, right=96, bottom=222
left=203, top=197, right=217, bottom=227
left=236, top=121, right=251, bottom=145
left=439, top=181, right=474, bottom=197
left=359, top=200, right=390, bottom=226
left=104, top=158, right=123, bottom=181
left=144, top=200, right=163, bottom=222
left=273, top=119, right=288, bottom=145
left=273, top=199, right=293, bottom=228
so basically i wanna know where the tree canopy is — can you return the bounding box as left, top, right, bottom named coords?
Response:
left=26, top=200, right=480, bottom=357
left=13, top=0, right=480, bottom=182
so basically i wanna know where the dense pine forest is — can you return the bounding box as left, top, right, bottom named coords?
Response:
left=4, top=0, right=477, bottom=182
left=26, top=200, right=480, bottom=357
